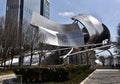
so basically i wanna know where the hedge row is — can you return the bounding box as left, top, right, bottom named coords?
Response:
left=13, top=65, right=90, bottom=83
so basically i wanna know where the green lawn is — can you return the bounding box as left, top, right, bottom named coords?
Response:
left=0, top=70, right=14, bottom=76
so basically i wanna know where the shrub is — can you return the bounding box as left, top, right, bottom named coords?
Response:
left=13, top=65, right=91, bottom=83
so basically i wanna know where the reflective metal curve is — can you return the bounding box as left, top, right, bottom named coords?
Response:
left=30, top=12, right=84, bottom=47
left=72, top=14, right=108, bottom=44
left=30, top=12, right=111, bottom=47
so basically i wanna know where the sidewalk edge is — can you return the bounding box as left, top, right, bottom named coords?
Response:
left=80, top=69, right=96, bottom=84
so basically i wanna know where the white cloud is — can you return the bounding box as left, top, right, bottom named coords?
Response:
left=58, top=11, right=75, bottom=17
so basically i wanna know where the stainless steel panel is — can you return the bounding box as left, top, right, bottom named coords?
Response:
left=72, top=14, right=105, bottom=43
left=30, top=12, right=84, bottom=47
left=30, top=12, right=110, bottom=47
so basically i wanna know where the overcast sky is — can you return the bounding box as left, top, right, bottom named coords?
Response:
left=1, top=0, right=120, bottom=41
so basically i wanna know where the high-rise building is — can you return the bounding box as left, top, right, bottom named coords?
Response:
left=41, top=0, right=50, bottom=19
left=5, top=0, right=50, bottom=29
left=3, top=0, right=50, bottom=66
left=5, top=0, right=50, bottom=19
left=4, top=0, right=50, bottom=50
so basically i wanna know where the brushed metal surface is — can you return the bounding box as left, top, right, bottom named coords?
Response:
left=30, top=12, right=84, bottom=47
left=72, top=14, right=106, bottom=43
left=30, top=12, right=110, bottom=47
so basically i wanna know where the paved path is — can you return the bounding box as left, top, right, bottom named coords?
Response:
left=0, top=74, right=16, bottom=84
left=81, top=69, right=120, bottom=84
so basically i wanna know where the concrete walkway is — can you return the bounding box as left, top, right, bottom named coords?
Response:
left=81, top=69, right=120, bottom=84
left=0, top=74, right=16, bottom=84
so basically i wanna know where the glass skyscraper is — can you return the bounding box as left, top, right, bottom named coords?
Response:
left=41, top=0, right=50, bottom=19
left=4, top=0, right=50, bottom=49
left=5, top=0, right=50, bottom=27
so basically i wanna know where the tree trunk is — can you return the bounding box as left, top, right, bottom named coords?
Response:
left=3, top=56, right=6, bottom=70
left=39, top=53, right=41, bottom=66
left=10, top=55, right=13, bottom=68
left=19, top=53, right=24, bottom=66
left=81, top=54, right=83, bottom=64
left=30, top=48, right=33, bottom=66
left=86, top=52, right=89, bottom=65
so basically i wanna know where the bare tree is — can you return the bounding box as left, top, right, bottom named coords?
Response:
left=22, top=23, right=47, bottom=66
left=0, top=17, right=4, bottom=44
left=1, top=15, right=19, bottom=68
left=115, top=23, right=120, bottom=60
left=0, top=17, right=4, bottom=65
left=117, top=23, right=120, bottom=43
left=107, top=56, right=113, bottom=66
left=29, top=27, right=46, bottom=66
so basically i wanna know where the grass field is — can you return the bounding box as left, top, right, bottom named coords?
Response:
left=0, top=69, right=14, bottom=76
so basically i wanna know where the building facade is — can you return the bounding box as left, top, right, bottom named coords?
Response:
left=4, top=0, right=50, bottom=48
left=41, top=0, right=50, bottom=19
left=4, top=0, right=50, bottom=58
